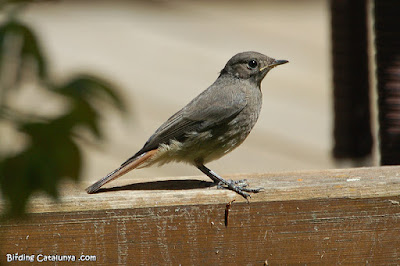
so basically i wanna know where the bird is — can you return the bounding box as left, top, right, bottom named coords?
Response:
left=86, top=51, right=288, bottom=199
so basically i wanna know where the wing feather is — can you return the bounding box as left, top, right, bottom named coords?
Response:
left=121, top=79, right=247, bottom=166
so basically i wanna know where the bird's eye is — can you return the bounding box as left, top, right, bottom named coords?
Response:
left=248, top=59, right=258, bottom=69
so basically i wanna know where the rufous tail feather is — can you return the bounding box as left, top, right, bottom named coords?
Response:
left=85, top=149, right=157, bottom=193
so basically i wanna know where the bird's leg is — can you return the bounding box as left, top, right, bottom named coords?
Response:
left=196, top=164, right=263, bottom=199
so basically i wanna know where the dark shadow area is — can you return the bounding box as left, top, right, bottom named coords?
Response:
left=95, top=179, right=215, bottom=193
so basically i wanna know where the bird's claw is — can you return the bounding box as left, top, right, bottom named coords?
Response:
left=217, top=179, right=263, bottom=200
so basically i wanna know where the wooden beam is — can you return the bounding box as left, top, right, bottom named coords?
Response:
left=1, top=166, right=400, bottom=264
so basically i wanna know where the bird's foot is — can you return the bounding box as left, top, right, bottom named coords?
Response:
left=217, top=179, right=263, bottom=200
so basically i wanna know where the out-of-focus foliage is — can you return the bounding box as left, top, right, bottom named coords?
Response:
left=0, top=1, right=126, bottom=218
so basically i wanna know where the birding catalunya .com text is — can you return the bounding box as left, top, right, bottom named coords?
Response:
left=6, top=253, right=97, bottom=263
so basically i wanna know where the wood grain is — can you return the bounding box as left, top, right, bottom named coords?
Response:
left=1, top=166, right=400, bottom=264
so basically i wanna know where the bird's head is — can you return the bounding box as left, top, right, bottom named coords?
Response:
left=221, top=51, right=288, bottom=85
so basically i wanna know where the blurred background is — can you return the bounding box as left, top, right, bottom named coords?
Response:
left=2, top=0, right=336, bottom=183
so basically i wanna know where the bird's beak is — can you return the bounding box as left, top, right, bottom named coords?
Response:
left=270, top=59, right=289, bottom=67
left=260, top=59, right=289, bottom=72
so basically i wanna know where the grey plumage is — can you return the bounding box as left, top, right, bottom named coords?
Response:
left=86, top=51, right=288, bottom=198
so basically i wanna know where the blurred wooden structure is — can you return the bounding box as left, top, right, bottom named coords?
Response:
left=331, top=0, right=400, bottom=164
left=1, top=166, right=400, bottom=264
left=331, top=0, right=372, bottom=160
left=374, top=0, right=400, bottom=165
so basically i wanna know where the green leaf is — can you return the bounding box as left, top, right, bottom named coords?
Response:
left=60, top=99, right=102, bottom=139
left=50, top=75, right=127, bottom=139
left=1, top=119, right=83, bottom=217
left=0, top=20, right=47, bottom=87
left=0, top=150, right=34, bottom=217
left=0, top=4, right=127, bottom=218
left=54, top=75, right=126, bottom=113
left=19, top=119, right=83, bottom=180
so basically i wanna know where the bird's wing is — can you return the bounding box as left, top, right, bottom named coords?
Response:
left=121, top=82, right=247, bottom=166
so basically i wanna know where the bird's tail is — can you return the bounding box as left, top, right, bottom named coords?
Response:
left=85, top=149, right=157, bottom=194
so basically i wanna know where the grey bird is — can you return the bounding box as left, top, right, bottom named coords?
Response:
left=86, top=51, right=288, bottom=199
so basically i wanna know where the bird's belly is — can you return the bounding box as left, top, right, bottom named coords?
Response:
left=143, top=115, right=257, bottom=167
